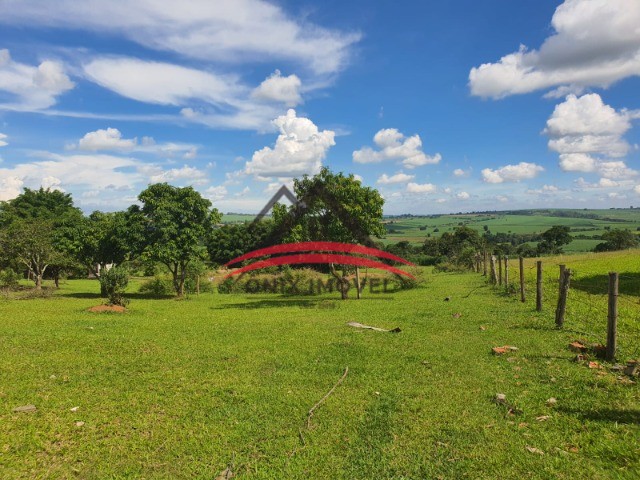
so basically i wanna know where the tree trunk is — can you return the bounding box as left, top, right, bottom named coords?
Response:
left=329, top=263, right=349, bottom=300
left=35, top=274, right=42, bottom=290
left=54, top=274, right=60, bottom=289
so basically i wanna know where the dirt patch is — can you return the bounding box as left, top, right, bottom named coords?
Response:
left=87, top=305, right=127, bottom=313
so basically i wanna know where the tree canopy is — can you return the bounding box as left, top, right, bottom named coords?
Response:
left=132, top=183, right=221, bottom=296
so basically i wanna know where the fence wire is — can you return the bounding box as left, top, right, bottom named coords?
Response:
left=484, top=259, right=640, bottom=361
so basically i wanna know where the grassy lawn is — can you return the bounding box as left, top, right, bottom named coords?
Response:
left=1, top=252, right=639, bottom=478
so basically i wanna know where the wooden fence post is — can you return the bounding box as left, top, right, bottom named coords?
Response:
left=355, top=267, right=361, bottom=300
left=558, top=264, right=566, bottom=295
left=536, top=260, right=543, bottom=311
left=490, top=255, right=497, bottom=285
left=483, top=249, right=487, bottom=277
left=555, top=268, right=571, bottom=328
left=498, top=254, right=503, bottom=286
left=504, top=256, right=509, bottom=291
left=607, top=272, right=618, bottom=362
left=519, top=257, right=525, bottom=302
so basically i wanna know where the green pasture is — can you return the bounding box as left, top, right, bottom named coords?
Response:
left=1, top=250, right=639, bottom=478
left=383, top=209, right=640, bottom=251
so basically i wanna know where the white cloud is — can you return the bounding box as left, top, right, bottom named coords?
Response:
left=0, top=133, right=7, bottom=147
left=0, top=153, right=144, bottom=201
left=245, top=109, right=335, bottom=178
left=84, top=57, right=243, bottom=107
left=353, top=128, right=441, bottom=169
left=251, top=70, right=302, bottom=107
left=547, top=94, right=639, bottom=178
left=352, top=174, right=363, bottom=183
left=77, top=127, right=137, bottom=151
left=0, top=49, right=74, bottom=110
left=406, top=182, right=436, bottom=194
left=0, top=176, right=24, bottom=201
left=634, top=185, right=640, bottom=195
left=481, top=162, right=544, bottom=183
left=41, top=176, right=63, bottom=191
left=574, top=176, right=627, bottom=190
left=377, top=172, right=415, bottom=184
left=558, top=153, right=597, bottom=172
left=453, top=168, right=470, bottom=177
left=148, top=165, right=207, bottom=185
left=526, top=184, right=561, bottom=195
left=469, top=0, right=640, bottom=98
left=456, top=191, right=470, bottom=200
left=546, top=94, right=633, bottom=158
left=495, top=195, right=509, bottom=203
left=204, top=185, right=227, bottom=202
left=0, top=0, right=360, bottom=75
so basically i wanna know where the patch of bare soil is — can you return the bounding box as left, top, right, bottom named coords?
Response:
left=87, top=305, right=127, bottom=313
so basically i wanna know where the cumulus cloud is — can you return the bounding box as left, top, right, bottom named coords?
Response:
left=406, top=182, right=436, bottom=194
left=481, top=162, right=544, bottom=183
left=204, top=185, right=227, bottom=202
left=456, top=191, right=470, bottom=200
left=526, top=184, right=561, bottom=195
left=377, top=172, right=415, bottom=184
left=634, top=185, right=640, bottom=195
left=469, top=0, right=640, bottom=98
left=77, top=127, right=137, bottom=151
left=0, top=176, right=24, bottom=201
left=546, top=94, right=639, bottom=178
left=574, top=177, right=625, bottom=190
left=453, top=168, right=470, bottom=177
left=546, top=94, right=633, bottom=158
left=0, top=49, right=74, bottom=110
left=353, top=128, right=441, bottom=169
left=251, top=70, right=302, bottom=107
left=0, top=133, right=7, bottom=147
left=0, top=152, right=144, bottom=202
left=148, top=165, right=207, bottom=185
left=245, top=109, right=335, bottom=178
left=0, top=0, right=359, bottom=75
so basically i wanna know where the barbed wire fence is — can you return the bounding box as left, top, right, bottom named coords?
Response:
left=478, top=254, right=640, bottom=362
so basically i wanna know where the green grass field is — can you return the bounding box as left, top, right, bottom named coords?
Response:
left=1, top=250, right=639, bottom=478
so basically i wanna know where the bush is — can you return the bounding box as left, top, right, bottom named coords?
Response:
left=138, top=277, right=173, bottom=297
left=0, top=269, right=20, bottom=290
left=99, top=266, right=129, bottom=307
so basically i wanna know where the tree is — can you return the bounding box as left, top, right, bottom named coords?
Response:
left=208, top=220, right=274, bottom=265
left=537, top=226, right=572, bottom=254
left=0, top=188, right=83, bottom=288
left=132, top=184, right=221, bottom=297
left=594, top=229, right=639, bottom=252
left=271, top=168, right=385, bottom=299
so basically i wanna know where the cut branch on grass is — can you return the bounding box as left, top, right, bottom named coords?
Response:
left=347, top=322, right=401, bottom=333
left=306, top=366, right=349, bottom=429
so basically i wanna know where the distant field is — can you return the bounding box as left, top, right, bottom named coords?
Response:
left=383, top=209, right=640, bottom=252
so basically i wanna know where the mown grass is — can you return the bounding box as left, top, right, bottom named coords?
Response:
left=1, top=253, right=639, bottom=479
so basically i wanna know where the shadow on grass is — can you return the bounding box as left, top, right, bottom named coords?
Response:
left=572, top=272, right=640, bottom=297
left=61, top=292, right=176, bottom=300
left=558, top=407, right=640, bottom=425
left=212, top=296, right=395, bottom=309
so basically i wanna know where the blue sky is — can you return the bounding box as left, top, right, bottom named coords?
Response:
left=0, top=0, right=639, bottom=214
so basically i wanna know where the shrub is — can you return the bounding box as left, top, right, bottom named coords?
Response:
left=0, top=269, right=20, bottom=290
left=138, top=277, right=173, bottom=297
left=99, top=266, right=129, bottom=307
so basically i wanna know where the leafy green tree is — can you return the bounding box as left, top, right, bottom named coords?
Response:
left=271, top=168, right=385, bottom=299
left=64, top=211, right=137, bottom=278
left=132, top=183, right=221, bottom=297
left=595, top=229, right=639, bottom=252
left=0, top=219, right=65, bottom=289
left=537, top=226, right=572, bottom=254
left=0, top=188, right=83, bottom=288
left=208, top=220, right=274, bottom=265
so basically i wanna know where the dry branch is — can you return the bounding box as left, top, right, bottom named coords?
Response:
left=347, top=322, right=401, bottom=333
left=306, top=367, right=349, bottom=429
